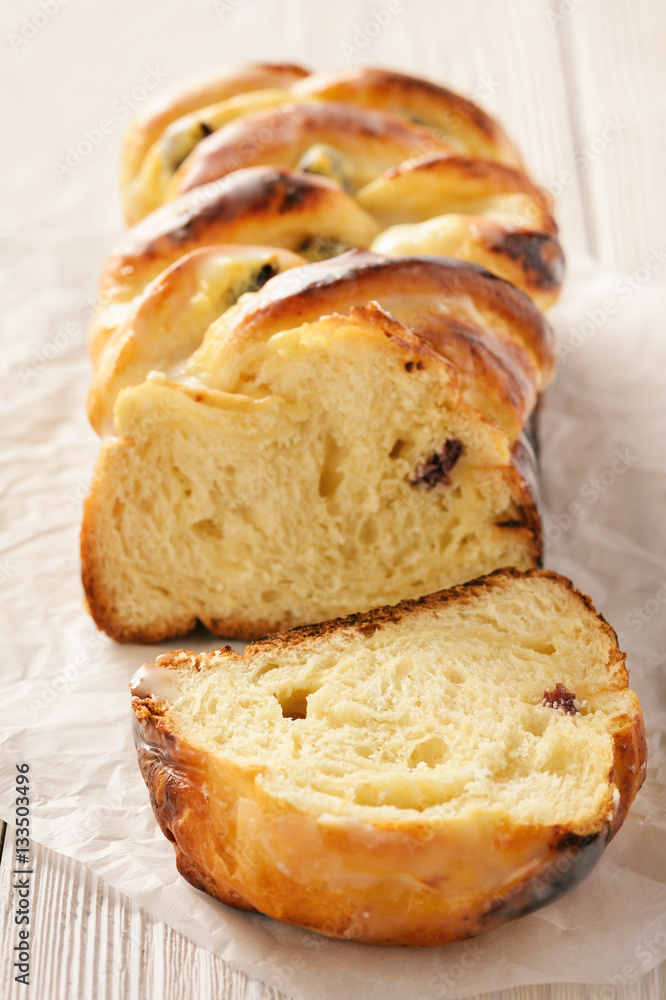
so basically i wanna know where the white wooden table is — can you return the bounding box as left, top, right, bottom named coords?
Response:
left=2, top=0, right=665, bottom=997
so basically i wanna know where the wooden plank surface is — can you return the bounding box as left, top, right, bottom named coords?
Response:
left=2, top=824, right=666, bottom=1000
left=560, top=0, right=666, bottom=276
left=3, top=0, right=665, bottom=998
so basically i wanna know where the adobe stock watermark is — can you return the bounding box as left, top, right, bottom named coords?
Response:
left=212, top=0, right=246, bottom=18
left=546, top=0, right=586, bottom=26
left=425, top=940, right=485, bottom=997
left=340, top=1, right=403, bottom=62
left=61, top=470, right=98, bottom=514
left=544, top=447, right=637, bottom=543
left=378, top=72, right=502, bottom=190
left=621, top=580, right=666, bottom=638
left=15, top=320, right=82, bottom=383
left=557, top=246, right=666, bottom=361
left=594, top=927, right=666, bottom=998
left=546, top=117, right=627, bottom=200
left=29, top=632, right=106, bottom=714
left=51, top=66, right=168, bottom=180
left=0, top=557, right=16, bottom=583
left=7, top=0, right=71, bottom=53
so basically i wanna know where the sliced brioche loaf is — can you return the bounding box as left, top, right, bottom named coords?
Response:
left=82, top=253, right=548, bottom=643
left=130, top=569, right=646, bottom=946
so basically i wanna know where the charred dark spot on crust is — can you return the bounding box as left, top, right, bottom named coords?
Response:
left=486, top=231, right=564, bottom=290
left=497, top=516, right=527, bottom=529
left=410, top=439, right=463, bottom=489
left=278, top=180, right=309, bottom=214
left=543, top=683, right=579, bottom=715
left=143, top=172, right=314, bottom=252
left=554, top=831, right=601, bottom=852
left=481, top=829, right=605, bottom=928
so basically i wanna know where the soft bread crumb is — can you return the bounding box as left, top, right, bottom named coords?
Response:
left=161, top=572, right=637, bottom=829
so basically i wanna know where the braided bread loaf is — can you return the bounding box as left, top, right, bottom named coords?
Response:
left=117, top=64, right=563, bottom=311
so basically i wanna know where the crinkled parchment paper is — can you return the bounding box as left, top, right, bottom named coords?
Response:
left=1, top=4, right=665, bottom=997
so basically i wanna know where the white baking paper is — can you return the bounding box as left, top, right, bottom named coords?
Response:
left=2, top=2, right=666, bottom=997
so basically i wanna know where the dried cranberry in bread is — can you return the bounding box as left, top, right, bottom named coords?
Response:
left=130, top=569, right=646, bottom=946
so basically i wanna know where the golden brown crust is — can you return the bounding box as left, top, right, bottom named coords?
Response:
left=292, top=67, right=523, bottom=167
left=97, top=167, right=379, bottom=317
left=130, top=569, right=647, bottom=945
left=202, top=250, right=556, bottom=387
left=170, top=100, right=452, bottom=197
left=243, top=568, right=583, bottom=652
left=87, top=244, right=305, bottom=431
left=121, top=63, right=309, bottom=192
left=360, top=152, right=554, bottom=222
left=360, top=153, right=564, bottom=310
left=115, top=64, right=563, bottom=307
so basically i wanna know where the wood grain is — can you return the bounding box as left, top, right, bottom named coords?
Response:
left=561, top=0, right=666, bottom=276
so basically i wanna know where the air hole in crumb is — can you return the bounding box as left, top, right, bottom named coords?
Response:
left=318, top=432, right=347, bottom=498
left=409, top=736, right=448, bottom=768
left=525, top=640, right=557, bottom=655
left=191, top=519, right=223, bottom=542
left=359, top=519, right=377, bottom=544
left=253, top=661, right=281, bottom=679
left=389, top=439, right=405, bottom=459
left=275, top=688, right=313, bottom=720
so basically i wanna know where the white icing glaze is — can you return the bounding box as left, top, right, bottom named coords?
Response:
left=130, top=663, right=183, bottom=703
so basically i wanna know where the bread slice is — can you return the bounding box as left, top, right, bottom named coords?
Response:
left=130, top=569, right=647, bottom=946
left=82, top=252, right=548, bottom=643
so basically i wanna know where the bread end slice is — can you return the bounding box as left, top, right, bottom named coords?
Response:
left=130, top=568, right=646, bottom=945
